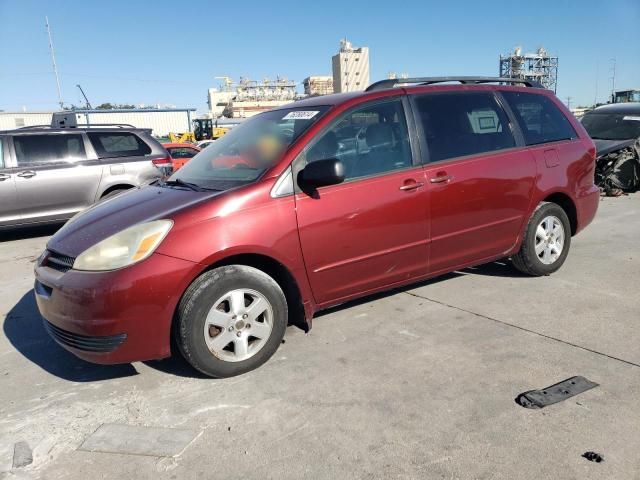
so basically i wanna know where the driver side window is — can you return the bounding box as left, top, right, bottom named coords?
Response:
left=300, top=98, right=413, bottom=182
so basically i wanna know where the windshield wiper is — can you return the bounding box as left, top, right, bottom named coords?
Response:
left=161, top=178, right=210, bottom=192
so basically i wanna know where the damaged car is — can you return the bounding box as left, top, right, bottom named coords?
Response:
left=581, top=103, right=640, bottom=196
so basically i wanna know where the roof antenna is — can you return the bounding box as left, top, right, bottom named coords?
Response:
left=45, top=16, right=64, bottom=109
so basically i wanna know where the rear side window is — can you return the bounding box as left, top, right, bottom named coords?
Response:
left=502, top=91, right=577, bottom=146
left=14, top=134, right=86, bottom=166
left=412, top=92, right=516, bottom=162
left=168, top=147, right=198, bottom=159
left=88, top=132, right=151, bottom=158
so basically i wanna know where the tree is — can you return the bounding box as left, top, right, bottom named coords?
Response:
left=94, top=103, right=136, bottom=110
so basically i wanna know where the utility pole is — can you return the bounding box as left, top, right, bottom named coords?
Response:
left=45, top=16, right=64, bottom=109
left=609, top=57, right=616, bottom=103
left=566, top=96, right=572, bottom=110
left=594, top=61, right=599, bottom=107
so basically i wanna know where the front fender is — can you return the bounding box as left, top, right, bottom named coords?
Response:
left=156, top=194, right=316, bottom=317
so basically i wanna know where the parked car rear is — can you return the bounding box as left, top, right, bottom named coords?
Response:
left=162, top=142, right=201, bottom=171
left=34, top=77, right=599, bottom=378
left=0, top=125, right=170, bottom=228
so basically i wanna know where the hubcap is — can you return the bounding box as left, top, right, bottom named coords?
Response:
left=203, top=288, right=273, bottom=362
left=535, top=215, right=565, bottom=265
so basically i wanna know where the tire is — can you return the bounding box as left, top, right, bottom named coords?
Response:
left=175, top=265, right=287, bottom=378
left=511, top=202, right=572, bottom=276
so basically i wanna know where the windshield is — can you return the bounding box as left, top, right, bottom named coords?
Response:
left=581, top=113, right=640, bottom=140
left=170, top=106, right=329, bottom=190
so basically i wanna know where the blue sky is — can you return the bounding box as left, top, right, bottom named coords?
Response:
left=0, top=0, right=638, bottom=113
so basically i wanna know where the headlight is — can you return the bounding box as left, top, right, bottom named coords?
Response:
left=73, top=220, right=173, bottom=271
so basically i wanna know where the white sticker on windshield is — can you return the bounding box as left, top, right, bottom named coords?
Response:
left=283, top=111, right=319, bottom=120
left=623, top=115, right=640, bottom=122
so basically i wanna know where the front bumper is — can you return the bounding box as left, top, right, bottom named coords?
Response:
left=34, top=252, right=202, bottom=364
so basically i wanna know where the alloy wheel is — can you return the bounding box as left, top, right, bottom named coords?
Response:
left=535, top=215, right=565, bottom=265
left=203, top=288, right=273, bottom=362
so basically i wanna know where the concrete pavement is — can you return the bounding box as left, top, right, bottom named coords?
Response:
left=1, top=196, right=639, bottom=480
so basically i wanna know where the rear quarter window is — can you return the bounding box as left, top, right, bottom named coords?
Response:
left=502, top=91, right=578, bottom=146
left=88, top=132, right=151, bottom=158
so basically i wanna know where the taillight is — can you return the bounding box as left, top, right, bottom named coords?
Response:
left=152, top=157, right=172, bottom=166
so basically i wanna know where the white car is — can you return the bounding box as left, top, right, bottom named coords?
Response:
left=195, top=140, right=216, bottom=149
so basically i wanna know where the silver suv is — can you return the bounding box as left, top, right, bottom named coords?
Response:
left=0, top=125, right=169, bottom=228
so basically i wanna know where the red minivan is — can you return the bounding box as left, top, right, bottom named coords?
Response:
left=34, top=77, right=599, bottom=377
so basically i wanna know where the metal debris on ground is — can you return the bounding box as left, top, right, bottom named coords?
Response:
left=582, top=451, right=604, bottom=463
left=12, top=441, right=33, bottom=468
left=595, top=139, right=640, bottom=197
left=515, top=376, right=599, bottom=409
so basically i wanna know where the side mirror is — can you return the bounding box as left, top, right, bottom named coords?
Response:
left=298, top=158, right=345, bottom=189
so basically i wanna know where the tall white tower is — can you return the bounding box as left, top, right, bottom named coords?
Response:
left=332, top=39, right=370, bottom=93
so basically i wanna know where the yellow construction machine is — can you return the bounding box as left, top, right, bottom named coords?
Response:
left=193, top=118, right=231, bottom=141
left=167, top=131, right=196, bottom=143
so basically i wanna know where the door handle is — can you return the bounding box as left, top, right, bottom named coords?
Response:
left=399, top=180, right=424, bottom=191
left=17, top=171, right=36, bottom=178
left=429, top=174, right=453, bottom=184
left=0, top=173, right=11, bottom=181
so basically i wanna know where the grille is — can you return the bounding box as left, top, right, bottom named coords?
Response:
left=45, top=250, right=75, bottom=273
left=44, top=320, right=127, bottom=353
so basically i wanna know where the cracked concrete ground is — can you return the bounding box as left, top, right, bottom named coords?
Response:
left=1, top=195, right=639, bottom=480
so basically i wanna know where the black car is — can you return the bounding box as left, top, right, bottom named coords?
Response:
left=581, top=103, right=640, bottom=195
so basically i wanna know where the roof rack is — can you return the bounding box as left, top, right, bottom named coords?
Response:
left=18, top=123, right=137, bottom=130
left=365, top=76, right=544, bottom=92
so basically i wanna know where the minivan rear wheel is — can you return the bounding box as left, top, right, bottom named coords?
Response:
left=511, top=202, right=571, bottom=276
left=175, top=265, right=287, bottom=378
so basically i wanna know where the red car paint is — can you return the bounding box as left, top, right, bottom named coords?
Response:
left=35, top=84, right=599, bottom=364
left=162, top=143, right=201, bottom=171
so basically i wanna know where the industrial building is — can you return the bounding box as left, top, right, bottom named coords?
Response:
left=207, top=76, right=300, bottom=119
left=303, top=76, right=334, bottom=96
left=208, top=78, right=237, bottom=118
left=204, top=40, right=368, bottom=118
left=332, top=39, right=370, bottom=93
left=499, top=46, right=558, bottom=92
left=0, top=112, right=52, bottom=130
left=0, top=108, right=196, bottom=137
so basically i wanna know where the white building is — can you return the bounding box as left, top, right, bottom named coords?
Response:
left=0, top=108, right=196, bottom=137
left=0, top=112, right=53, bottom=130
left=208, top=88, right=237, bottom=118
left=332, top=39, right=370, bottom=93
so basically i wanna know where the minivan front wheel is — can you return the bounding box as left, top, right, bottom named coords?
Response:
left=511, top=202, right=571, bottom=276
left=175, top=265, right=287, bottom=378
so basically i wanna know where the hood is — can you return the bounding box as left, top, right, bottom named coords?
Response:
left=47, top=186, right=219, bottom=257
left=594, top=138, right=636, bottom=157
